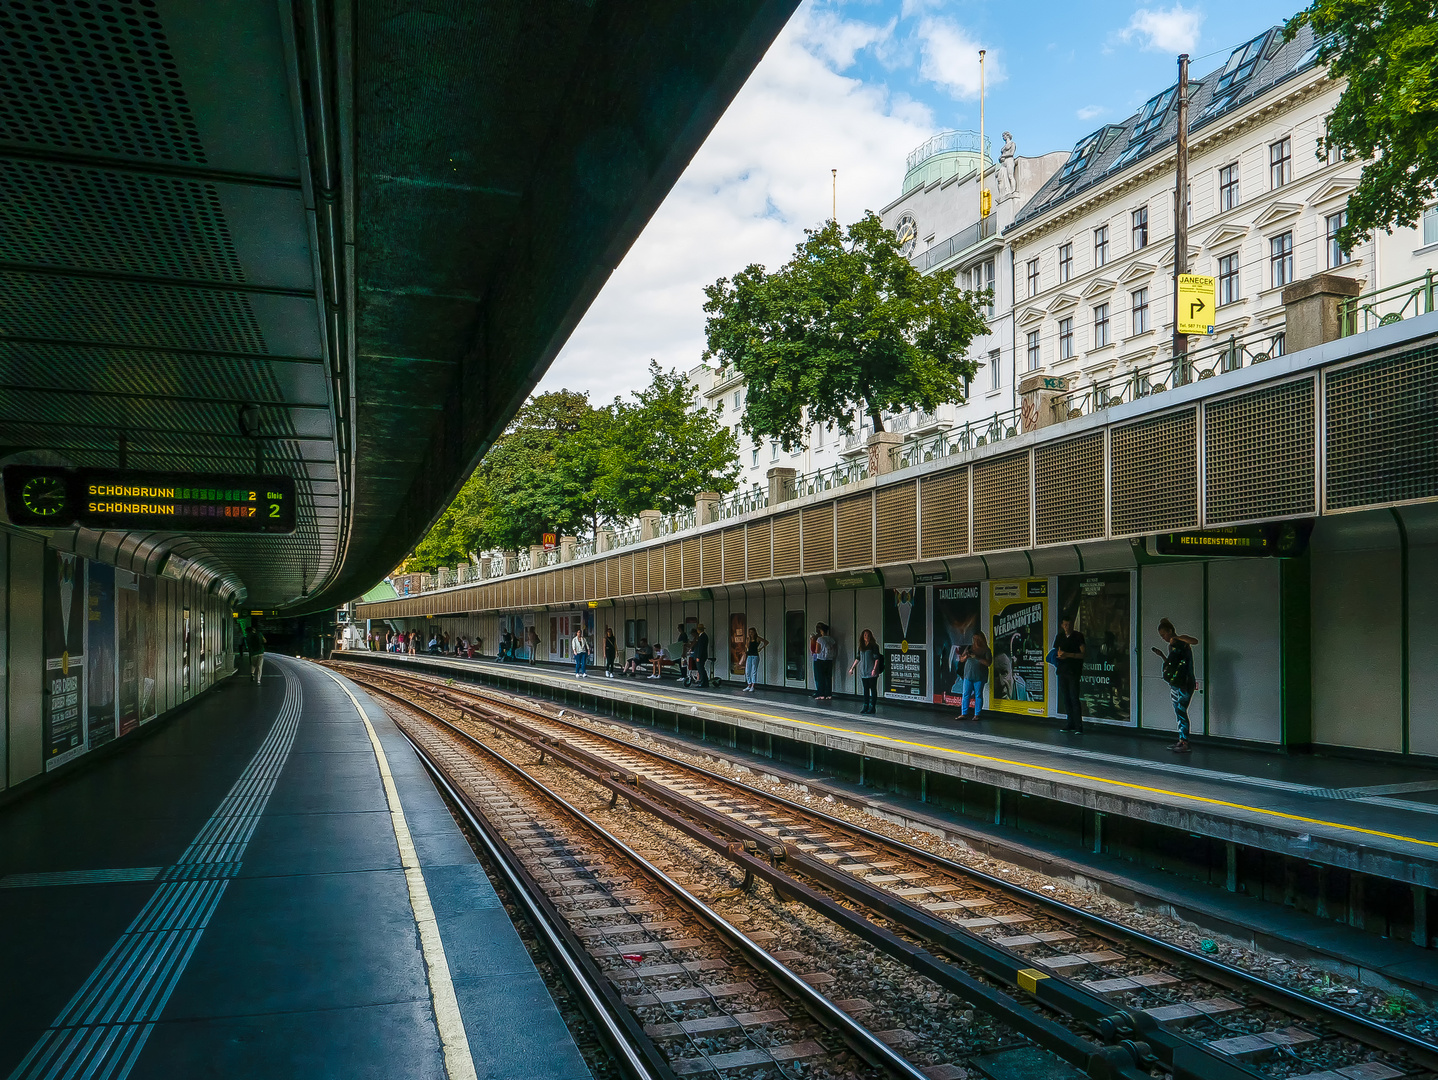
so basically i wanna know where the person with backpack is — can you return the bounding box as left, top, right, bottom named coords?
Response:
left=848, top=629, right=882, bottom=714
left=1152, top=618, right=1200, bottom=754
left=742, top=628, right=767, bottom=692
left=955, top=631, right=991, bottom=722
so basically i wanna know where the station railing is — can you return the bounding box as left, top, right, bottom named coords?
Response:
left=1339, top=270, right=1435, bottom=337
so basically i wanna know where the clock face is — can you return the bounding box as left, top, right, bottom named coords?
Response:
left=22, top=474, right=67, bottom=517
left=895, top=212, right=918, bottom=257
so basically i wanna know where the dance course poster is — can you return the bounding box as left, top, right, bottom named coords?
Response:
left=932, top=584, right=981, bottom=706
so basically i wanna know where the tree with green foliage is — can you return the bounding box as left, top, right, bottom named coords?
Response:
left=596, top=361, right=740, bottom=516
left=404, top=471, right=492, bottom=572
left=701, top=211, right=989, bottom=450
left=1286, top=0, right=1438, bottom=252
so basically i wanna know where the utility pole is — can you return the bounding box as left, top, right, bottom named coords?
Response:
left=978, top=50, right=988, bottom=220
left=1172, top=52, right=1189, bottom=370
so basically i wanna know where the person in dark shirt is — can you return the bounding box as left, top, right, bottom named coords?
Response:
left=1053, top=617, right=1085, bottom=733
left=1152, top=618, right=1200, bottom=754
left=694, top=624, right=711, bottom=688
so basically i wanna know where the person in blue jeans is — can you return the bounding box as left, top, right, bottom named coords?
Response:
left=1152, top=618, right=1199, bottom=753
left=742, top=628, right=768, bottom=691
left=572, top=629, right=589, bottom=678
left=955, top=631, right=991, bottom=722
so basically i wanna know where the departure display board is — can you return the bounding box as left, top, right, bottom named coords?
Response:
left=1150, top=521, right=1312, bottom=558
left=3, top=466, right=296, bottom=534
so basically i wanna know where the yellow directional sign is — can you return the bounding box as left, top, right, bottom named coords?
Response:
left=1177, top=273, right=1217, bottom=335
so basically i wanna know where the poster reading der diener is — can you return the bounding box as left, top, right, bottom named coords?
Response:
left=988, top=579, right=1048, bottom=716
left=933, top=584, right=981, bottom=706
left=1056, top=572, right=1132, bottom=723
left=44, top=549, right=87, bottom=770
left=882, top=587, right=927, bottom=701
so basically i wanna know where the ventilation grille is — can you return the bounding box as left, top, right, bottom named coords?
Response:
left=600, top=557, right=613, bottom=598
left=682, top=537, right=700, bottom=588
left=920, top=468, right=968, bottom=558
left=876, top=482, right=917, bottom=564
left=0, top=0, right=208, bottom=162
left=1036, top=434, right=1105, bottom=545
left=723, top=528, right=744, bottom=583
left=1326, top=346, right=1438, bottom=511
left=641, top=548, right=657, bottom=593
left=659, top=544, right=675, bottom=592
left=620, top=554, right=633, bottom=595
left=1206, top=379, right=1316, bottom=524
left=585, top=564, right=597, bottom=601
left=701, top=533, right=722, bottom=586
left=747, top=522, right=771, bottom=579
left=1111, top=409, right=1198, bottom=535
left=772, top=513, right=800, bottom=577
left=801, top=505, right=834, bottom=573
left=0, top=272, right=268, bottom=354
left=836, top=494, right=873, bottom=569
left=974, top=453, right=1032, bottom=552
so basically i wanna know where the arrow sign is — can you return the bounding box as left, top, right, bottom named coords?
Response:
left=1177, top=274, right=1216, bottom=336
left=1189, top=297, right=1206, bottom=318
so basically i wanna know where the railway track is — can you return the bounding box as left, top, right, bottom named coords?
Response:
left=330, top=660, right=1437, bottom=1080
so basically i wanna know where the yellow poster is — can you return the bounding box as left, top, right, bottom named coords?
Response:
left=988, top=578, right=1049, bottom=715
left=1177, top=274, right=1216, bottom=336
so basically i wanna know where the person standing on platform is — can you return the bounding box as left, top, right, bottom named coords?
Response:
left=694, top=623, right=711, bottom=688
left=247, top=624, right=266, bottom=684
left=528, top=626, right=540, bottom=664
left=811, top=623, right=836, bottom=700
left=1054, top=616, right=1086, bottom=734
left=572, top=627, right=588, bottom=677
left=603, top=626, right=617, bottom=678
left=955, top=631, right=991, bottom=722
left=848, top=629, right=881, bottom=714
left=1153, top=618, right=1199, bottom=753
left=743, top=628, right=767, bottom=692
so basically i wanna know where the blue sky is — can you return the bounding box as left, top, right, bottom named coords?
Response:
left=539, top=0, right=1303, bottom=399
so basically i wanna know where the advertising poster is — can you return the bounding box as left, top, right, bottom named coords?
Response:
left=882, top=586, right=927, bottom=701
left=728, top=612, right=747, bottom=676
left=989, top=579, right=1048, bottom=715
left=784, top=611, right=806, bottom=682
left=199, top=610, right=206, bottom=688
left=1057, top=572, right=1132, bottom=723
left=43, top=550, right=86, bottom=769
left=183, top=607, right=191, bottom=693
left=139, top=575, right=158, bottom=722
left=87, top=562, right=117, bottom=749
left=117, top=571, right=140, bottom=737
left=932, top=584, right=982, bottom=705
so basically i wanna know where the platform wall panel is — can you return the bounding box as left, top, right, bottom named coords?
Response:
left=7, top=533, right=43, bottom=787
left=1205, top=560, right=1281, bottom=743
left=1409, top=525, right=1438, bottom=757
left=1138, top=562, right=1204, bottom=734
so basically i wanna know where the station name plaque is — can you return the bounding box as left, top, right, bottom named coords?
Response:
left=3, top=466, right=296, bottom=534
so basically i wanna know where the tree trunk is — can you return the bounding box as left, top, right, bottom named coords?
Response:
left=868, top=402, right=884, bottom=433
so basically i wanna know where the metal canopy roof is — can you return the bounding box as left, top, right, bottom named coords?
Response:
left=0, top=0, right=797, bottom=611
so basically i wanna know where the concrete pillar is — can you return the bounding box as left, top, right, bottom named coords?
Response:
left=695, top=491, right=720, bottom=525
left=528, top=544, right=545, bottom=566
left=1018, top=373, right=1068, bottom=432
left=499, top=550, right=517, bottom=574
left=478, top=556, right=491, bottom=577
left=866, top=431, right=904, bottom=476
left=596, top=527, right=616, bottom=553
left=638, top=510, right=662, bottom=540
left=1281, top=272, right=1362, bottom=352
left=766, top=467, right=796, bottom=505
left=559, top=535, right=577, bottom=562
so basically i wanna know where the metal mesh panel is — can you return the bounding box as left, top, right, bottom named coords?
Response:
left=722, top=528, right=744, bottom=583
left=876, top=482, right=917, bottom=564
left=681, top=537, right=700, bottom=588
left=603, top=557, right=616, bottom=598
left=1036, top=434, right=1105, bottom=545
left=658, top=544, right=675, bottom=591
left=974, top=453, right=1032, bottom=552
left=920, top=468, right=968, bottom=558
left=801, top=504, right=834, bottom=573
left=772, top=513, right=800, bottom=577
left=835, top=494, right=873, bottom=568
left=639, top=549, right=655, bottom=593
left=1326, top=346, right=1438, bottom=510
left=620, top=554, right=633, bottom=595
left=1111, top=409, right=1198, bottom=535
left=747, top=522, right=771, bottom=579
left=1206, top=379, right=1315, bottom=524
left=701, top=533, right=722, bottom=586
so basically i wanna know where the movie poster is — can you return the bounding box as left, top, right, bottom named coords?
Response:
left=882, top=586, right=927, bottom=701
left=728, top=612, right=747, bottom=676
left=87, top=562, right=117, bottom=749
left=1057, top=572, right=1132, bottom=723
left=139, top=575, right=158, bottom=722
left=117, top=571, right=140, bottom=736
left=43, top=550, right=86, bottom=769
left=932, top=584, right=982, bottom=705
left=182, top=607, right=191, bottom=693
left=988, top=579, right=1048, bottom=715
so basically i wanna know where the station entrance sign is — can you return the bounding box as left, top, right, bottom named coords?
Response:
left=3, top=466, right=296, bottom=534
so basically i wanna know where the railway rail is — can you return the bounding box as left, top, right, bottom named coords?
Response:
left=329, top=659, right=1437, bottom=1080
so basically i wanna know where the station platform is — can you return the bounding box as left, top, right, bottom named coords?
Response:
left=0, top=655, right=590, bottom=1080
left=343, top=652, right=1438, bottom=893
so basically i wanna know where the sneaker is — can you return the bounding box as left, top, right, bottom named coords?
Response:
left=1170, top=741, right=1192, bottom=753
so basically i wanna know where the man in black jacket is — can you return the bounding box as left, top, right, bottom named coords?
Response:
left=694, top=623, right=711, bottom=688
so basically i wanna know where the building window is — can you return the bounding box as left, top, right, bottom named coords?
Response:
left=1218, top=163, right=1239, bottom=211
left=1058, top=242, right=1073, bottom=283
left=1218, top=253, right=1240, bottom=305
left=1131, top=288, right=1149, bottom=335
left=1026, top=330, right=1041, bottom=370
left=715, top=399, right=724, bottom=416
left=1326, top=211, right=1351, bottom=268
left=989, top=348, right=1001, bottom=390
left=1093, top=303, right=1111, bottom=348
left=1026, top=258, right=1040, bottom=297
left=1269, top=137, right=1292, bottom=189
left=752, top=448, right=759, bottom=466
left=1270, top=231, right=1294, bottom=288
left=1058, top=317, right=1074, bottom=360
left=1426, top=205, right=1438, bottom=247
left=1131, top=207, right=1148, bottom=250
left=733, top=390, right=742, bottom=409
left=770, top=441, right=779, bottom=461
left=1093, top=225, right=1109, bottom=268
left=980, top=259, right=995, bottom=315
left=1325, top=139, right=1346, bottom=166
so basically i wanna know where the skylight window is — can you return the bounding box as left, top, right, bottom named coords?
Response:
left=1058, top=126, right=1123, bottom=180
left=1215, top=30, right=1273, bottom=92
left=1296, top=34, right=1334, bottom=71
left=1131, top=86, right=1176, bottom=138
left=1107, top=137, right=1154, bottom=172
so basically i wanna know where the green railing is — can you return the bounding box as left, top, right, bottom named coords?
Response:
left=1339, top=270, right=1436, bottom=336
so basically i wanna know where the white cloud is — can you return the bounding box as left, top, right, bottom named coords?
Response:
left=537, top=3, right=933, bottom=402
left=802, top=9, right=892, bottom=70
left=1076, top=105, right=1104, bottom=120
left=1120, top=4, right=1204, bottom=54
left=914, top=17, right=1002, bottom=100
